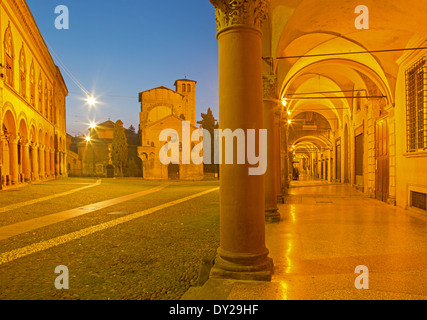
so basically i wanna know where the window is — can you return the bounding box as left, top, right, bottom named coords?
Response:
left=182, top=83, right=186, bottom=92
left=19, top=47, right=26, bottom=97
left=44, top=84, right=48, bottom=119
left=406, top=58, right=427, bottom=152
left=187, top=84, right=191, bottom=93
left=49, top=89, right=53, bottom=121
left=38, top=74, right=43, bottom=113
left=30, top=62, right=35, bottom=107
left=4, top=26, right=14, bottom=87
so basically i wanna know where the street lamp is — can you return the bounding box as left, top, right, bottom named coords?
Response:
left=86, top=95, right=97, bottom=107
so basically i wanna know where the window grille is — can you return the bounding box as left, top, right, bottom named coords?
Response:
left=406, top=58, right=427, bottom=152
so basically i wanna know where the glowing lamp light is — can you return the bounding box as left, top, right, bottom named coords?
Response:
left=87, top=95, right=97, bottom=107
left=85, top=136, right=92, bottom=142
left=89, top=122, right=97, bottom=129
left=281, top=98, right=288, bottom=107
left=288, top=119, right=292, bottom=125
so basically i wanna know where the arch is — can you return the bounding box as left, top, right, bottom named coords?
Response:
left=29, top=123, right=37, bottom=143
left=2, top=109, right=17, bottom=136
left=292, top=135, right=331, bottom=149
left=280, top=57, right=393, bottom=106
left=17, top=114, right=28, bottom=139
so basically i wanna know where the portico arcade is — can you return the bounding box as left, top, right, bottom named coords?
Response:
left=208, top=0, right=427, bottom=281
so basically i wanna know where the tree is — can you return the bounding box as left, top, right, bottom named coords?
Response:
left=128, top=125, right=136, bottom=134
left=197, top=108, right=219, bottom=175
left=111, top=120, right=128, bottom=177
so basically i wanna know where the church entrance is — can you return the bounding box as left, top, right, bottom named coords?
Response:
left=168, top=164, right=180, bottom=180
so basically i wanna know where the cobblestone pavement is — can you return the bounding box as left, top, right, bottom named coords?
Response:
left=0, top=178, right=220, bottom=300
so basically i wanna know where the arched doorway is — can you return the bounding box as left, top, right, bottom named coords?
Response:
left=168, top=164, right=180, bottom=180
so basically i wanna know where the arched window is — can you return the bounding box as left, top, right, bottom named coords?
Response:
left=49, top=89, right=53, bottom=121
left=30, top=61, right=35, bottom=107
left=4, top=25, right=14, bottom=86
left=187, top=84, right=191, bottom=93
left=38, top=73, right=43, bottom=114
left=182, top=83, right=186, bottom=92
left=44, top=83, right=48, bottom=119
left=19, top=46, right=26, bottom=97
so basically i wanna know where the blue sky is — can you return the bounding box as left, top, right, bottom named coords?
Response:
left=26, top=0, right=219, bottom=136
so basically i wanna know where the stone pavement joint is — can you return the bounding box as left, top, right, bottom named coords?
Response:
left=0, top=187, right=219, bottom=266
left=0, top=179, right=102, bottom=214
left=0, top=183, right=171, bottom=241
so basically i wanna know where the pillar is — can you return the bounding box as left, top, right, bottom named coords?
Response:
left=9, top=135, right=19, bottom=185
left=45, top=147, right=50, bottom=177
left=63, top=152, right=67, bottom=177
left=281, top=123, right=289, bottom=194
left=39, top=146, right=45, bottom=179
left=22, top=140, right=31, bottom=182
left=55, top=151, right=59, bottom=176
left=209, top=0, right=273, bottom=281
left=263, top=75, right=280, bottom=222
left=274, top=116, right=283, bottom=203
left=51, top=149, right=55, bottom=178
left=31, top=144, right=39, bottom=181
left=59, top=151, right=63, bottom=175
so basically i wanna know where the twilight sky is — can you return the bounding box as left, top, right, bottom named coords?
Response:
left=26, top=0, right=219, bottom=136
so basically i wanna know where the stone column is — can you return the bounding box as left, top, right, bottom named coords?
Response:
left=39, top=145, right=45, bottom=179
left=9, top=135, right=19, bottom=185
left=22, top=140, right=31, bottom=182
left=209, top=0, right=273, bottom=281
left=51, top=149, right=55, bottom=178
left=31, top=144, right=39, bottom=181
left=58, top=152, right=62, bottom=175
left=274, top=115, right=283, bottom=203
left=281, top=123, right=289, bottom=195
left=263, top=75, right=280, bottom=222
left=45, top=147, right=50, bottom=177
left=63, top=152, right=68, bottom=177
left=55, top=151, right=60, bottom=176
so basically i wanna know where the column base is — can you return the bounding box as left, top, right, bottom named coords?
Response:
left=387, top=196, right=397, bottom=206
left=277, top=194, right=285, bottom=204
left=209, top=248, right=274, bottom=282
left=265, top=208, right=281, bottom=223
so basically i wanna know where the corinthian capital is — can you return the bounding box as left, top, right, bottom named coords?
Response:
left=210, top=0, right=270, bottom=33
left=262, top=75, right=278, bottom=100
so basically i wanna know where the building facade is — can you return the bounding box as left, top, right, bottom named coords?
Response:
left=137, top=80, right=203, bottom=180
left=0, top=0, right=68, bottom=189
